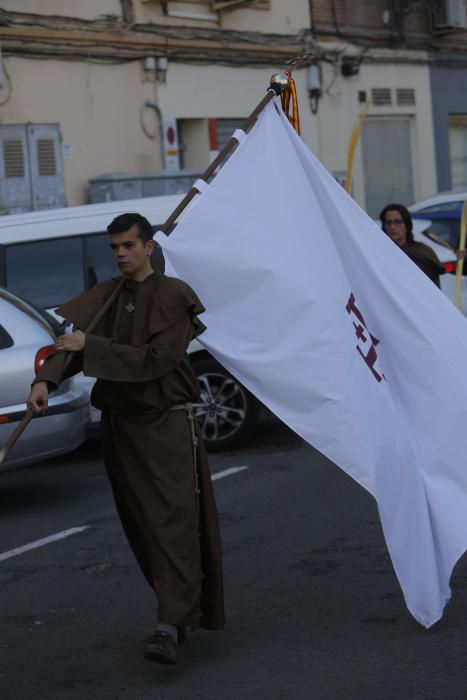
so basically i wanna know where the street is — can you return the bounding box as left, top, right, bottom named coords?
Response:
left=1, top=418, right=467, bottom=700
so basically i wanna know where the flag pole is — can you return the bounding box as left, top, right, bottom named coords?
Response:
left=345, top=100, right=371, bottom=195
left=159, top=70, right=296, bottom=233
left=455, top=197, right=467, bottom=309
left=0, top=277, right=126, bottom=466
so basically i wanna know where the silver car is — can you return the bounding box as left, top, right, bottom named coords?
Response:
left=0, top=287, right=89, bottom=469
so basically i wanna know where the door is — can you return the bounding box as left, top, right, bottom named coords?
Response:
left=361, top=118, right=415, bottom=217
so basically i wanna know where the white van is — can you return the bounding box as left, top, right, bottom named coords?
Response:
left=0, top=197, right=260, bottom=451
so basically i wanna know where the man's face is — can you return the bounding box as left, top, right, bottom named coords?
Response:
left=109, top=225, right=154, bottom=277
left=382, top=209, right=408, bottom=247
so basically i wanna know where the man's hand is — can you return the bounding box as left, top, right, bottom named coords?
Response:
left=55, top=330, right=85, bottom=353
left=27, top=381, right=49, bottom=415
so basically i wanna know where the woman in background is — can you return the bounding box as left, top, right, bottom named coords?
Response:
left=380, top=202, right=445, bottom=287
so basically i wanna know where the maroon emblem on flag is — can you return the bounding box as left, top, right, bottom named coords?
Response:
left=346, top=293, right=385, bottom=383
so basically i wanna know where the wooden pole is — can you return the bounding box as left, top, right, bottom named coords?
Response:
left=346, top=100, right=371, bottom=195
left=455, top=198, right=467, bottom=309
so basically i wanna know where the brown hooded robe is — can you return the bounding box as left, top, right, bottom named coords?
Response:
left=35, top=273, right=224, bottom=631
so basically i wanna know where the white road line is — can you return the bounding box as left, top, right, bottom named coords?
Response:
left=0, top=526, right=90, bottom=563
left=212, top=465, right=249, bottom=481
left=0, top=468, right=248, bottom=563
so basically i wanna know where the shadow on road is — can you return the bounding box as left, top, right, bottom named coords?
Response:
left=213, top=412, right=304, bottom=457
left=0, top=414, right=301, bottom=514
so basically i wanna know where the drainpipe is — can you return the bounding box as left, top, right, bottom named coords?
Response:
left=145, top=99, right=167, bottom=170
left=308, top=0, right=315, bottom=38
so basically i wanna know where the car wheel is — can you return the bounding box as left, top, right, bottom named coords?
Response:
left=191, top=356, right=260, bottom=451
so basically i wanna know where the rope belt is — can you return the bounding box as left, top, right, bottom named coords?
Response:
left=169, top=403, right=200, bottom=495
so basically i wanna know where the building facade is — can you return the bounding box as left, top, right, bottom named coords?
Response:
left=309, top=0, right=467, bottom=215
left=0, top=0, right=313, bottom=211
left=1, top=1, right=467, bottom=215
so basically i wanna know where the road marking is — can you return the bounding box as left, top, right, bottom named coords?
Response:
left=212, top=465, right=249, bottom=481
left=0, top=470, right=248, bottom=563
left=0, top=526, right=90, bottom=563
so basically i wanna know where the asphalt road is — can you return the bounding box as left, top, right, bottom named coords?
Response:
left=1, top=419, right=467, bottom=700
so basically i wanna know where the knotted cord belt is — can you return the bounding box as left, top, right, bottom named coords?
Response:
left=169, top=403, right=200, bottom=496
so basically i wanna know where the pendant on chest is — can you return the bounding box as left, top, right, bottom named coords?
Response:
left=125, top=302, right=135, bottom=313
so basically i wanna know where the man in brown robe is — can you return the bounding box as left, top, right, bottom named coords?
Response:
left=27, top=213, right=224, bottom=665
left=380, top=202, right=445, bottom=287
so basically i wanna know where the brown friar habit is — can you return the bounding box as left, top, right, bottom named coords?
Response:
left=35, top=273, right=224, bottom=631
left=401, top=241, right=445, bottom=288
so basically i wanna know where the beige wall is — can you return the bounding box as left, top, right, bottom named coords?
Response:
left=0, top=49, right=436, bottom=212
left=158, top=61, right=318, bottom=166
left=158, top=61, right=318, bottom=159
left=0, top=5, right=437, bottom=214
left=0, top=1, right=314, bottom=206
left=0, top=56, right=165, bottom=205
left=0, top=55, right=317, bottom=206
left=158, top=62, right=280, bottom=118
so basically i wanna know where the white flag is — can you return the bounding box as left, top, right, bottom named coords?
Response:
left=156, top=101, right=467, bottom=628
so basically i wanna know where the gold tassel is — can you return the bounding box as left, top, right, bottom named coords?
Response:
left=280, top=70, right=301, bottom=135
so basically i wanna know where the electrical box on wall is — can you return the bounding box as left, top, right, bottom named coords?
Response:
left=0, top=124, right=66, bottom=214
left=162, top=117, right=180, bottom=171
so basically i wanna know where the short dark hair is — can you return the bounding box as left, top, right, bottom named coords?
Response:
left=379, top=202, right=413, bottom=244
left=107, top=213, right=154, bottom=244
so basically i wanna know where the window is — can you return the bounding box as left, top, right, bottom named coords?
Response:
left=425, top=219, right=461, bottom=249
left=0, top=324, right=13, bottom=350
left=415, top=201, right=464, bottom=214
left=85, top=233, right=120, bottom=287
left=396, top=88, right=416, bottom=106
left=0, top=287, right=58, bottom=337
left=5, top=238, right=85, bottom=309
left=448, top=115, right=467, bottom=189
left=371, top=88, right=392, bottom=106
left=211, top=0, right=270, bottom=9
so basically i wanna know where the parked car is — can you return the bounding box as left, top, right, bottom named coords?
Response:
left=408, top=190, right=467, bottom=314
left=409, top=189, right=467, bottom=250
left=0, top=287, right=89, bottom=469
left=190, top=350, right=261, bottom=451
left=0, top=198, right=261, bottom=452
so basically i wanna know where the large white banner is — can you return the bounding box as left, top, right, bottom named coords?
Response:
left=156, top=101, right=467, bottom=627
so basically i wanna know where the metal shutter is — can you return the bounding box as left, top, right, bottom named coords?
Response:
left=0, top=124, right=66, bottom=213
left=0, top=125, right=32, bottom=214
left=26, top=124, right=66, bottom=210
